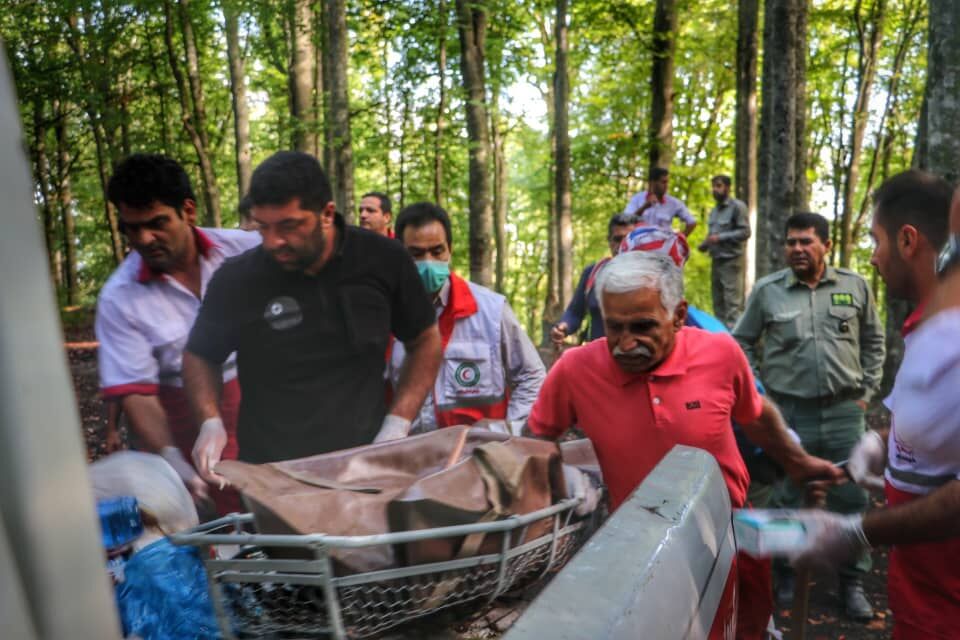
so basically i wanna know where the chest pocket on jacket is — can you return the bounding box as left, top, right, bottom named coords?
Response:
left=711, top=208, right=733, bottom=233
left=769, top=309, right=802, bottom=348
left=827, top=305, right=859, bottom=341
left=440, top=341, right=496, bottom=401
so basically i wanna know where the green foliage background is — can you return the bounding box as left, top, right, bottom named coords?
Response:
left=3, top=0, right=928, bottom=339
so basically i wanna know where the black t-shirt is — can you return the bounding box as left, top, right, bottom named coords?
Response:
left=186, top=215, right=436, bottom=463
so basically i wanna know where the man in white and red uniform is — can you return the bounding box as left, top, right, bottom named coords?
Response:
left=387, top=202, right=545, bottom=436
left=793, top=171, right=960, bottom=639
left=95, top=154, right=259, bottom=513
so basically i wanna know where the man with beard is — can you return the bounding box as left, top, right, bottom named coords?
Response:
left=733, top=212, right=886, bottom=620
left=95, top=154, right=261, bottom=512
left=527, top=250, right=842, bottom=639
left=792, top=171, right=958, bottom=639
left=183, top=151, right=442, bottom=486
left=698, top=175, right=751, bottom=329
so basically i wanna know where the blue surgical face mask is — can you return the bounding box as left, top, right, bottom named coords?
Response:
left=416, top=260, right=451, bottom=294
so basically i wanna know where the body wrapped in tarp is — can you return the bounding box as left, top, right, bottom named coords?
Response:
left=215, top=426, right=583, bottom=573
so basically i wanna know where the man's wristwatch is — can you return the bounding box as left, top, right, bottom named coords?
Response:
left=937, top=232, right=960, bottom=277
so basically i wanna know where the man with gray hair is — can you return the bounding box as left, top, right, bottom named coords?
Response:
left=527, top=251, right=841, bottom=639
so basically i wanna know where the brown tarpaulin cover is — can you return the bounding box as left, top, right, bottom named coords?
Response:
left=215, top=426, right=576, bottom=574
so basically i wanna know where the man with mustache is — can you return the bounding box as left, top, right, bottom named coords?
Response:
left=733, top=212, right=886, bottom=619
left=95, top=154, right=260, bottom=512
left=527, top=250, right=841, bottom=639
left=183, top=151, right=442, bottom=486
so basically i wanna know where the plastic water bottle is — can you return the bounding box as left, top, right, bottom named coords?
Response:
left=97, top=496, right=143, bottom=551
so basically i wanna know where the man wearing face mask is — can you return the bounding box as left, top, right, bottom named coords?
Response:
left=183, top=152, right=442, bottom=486
left=733, top=212, right=886, bottom=619
left=527, top=251, right=841, bottom=639
left=387, top=202, right=546, bottom=436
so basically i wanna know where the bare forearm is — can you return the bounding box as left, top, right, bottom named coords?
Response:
left=120, top=394, right=175, bottom=452
left=390, top=325, right=442, bottom=420
left=684, top=221, right=697, bottom=237
left=182, top=350, right=223, bottom=423
left=740, top=398, right=808, bottom=473
left=864, top=481, right=960, bottom=546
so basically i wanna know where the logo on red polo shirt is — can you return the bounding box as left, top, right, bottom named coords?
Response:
left=685, top=400, right=701, bottom=410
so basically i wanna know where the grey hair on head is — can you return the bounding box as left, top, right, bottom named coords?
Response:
left=596, top=252, right=684, bottom=316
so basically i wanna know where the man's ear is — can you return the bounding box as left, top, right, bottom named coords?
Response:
left=898, top=224, right=920, bottom=258
left=320, top=201, right=337, bottom=225
left=673, top=300, right=688, bottom=329
left=181, top=199, right=198, bottom=225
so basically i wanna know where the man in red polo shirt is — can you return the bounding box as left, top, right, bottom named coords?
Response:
left=387, top=202, right=545, bottom=436
left=527, top=250, right=840, bottom=639
left=95, top=154, right=259, bottom=513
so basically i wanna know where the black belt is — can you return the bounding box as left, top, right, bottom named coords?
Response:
left=769, top=388, right=862, bottom=408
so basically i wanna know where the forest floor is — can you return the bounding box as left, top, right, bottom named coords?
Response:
left=67, top=313, right=893, bottom=639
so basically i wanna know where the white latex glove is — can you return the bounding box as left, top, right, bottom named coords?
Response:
left=191, top=416, right=228, bottom=488
left=847, top=430, right=886, bottom=491
left=563, top=464, right=600, bottom=517
left=374, top=414, right=411, bottom=443
left=789, top=512, right=870, bottom=572
left=160, top=446, right=210, bottom=503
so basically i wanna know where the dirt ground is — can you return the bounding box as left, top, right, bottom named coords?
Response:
left=68, top=325, right=894, bottom=639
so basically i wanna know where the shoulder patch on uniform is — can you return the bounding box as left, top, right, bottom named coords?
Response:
left=831, top=292, right=854, bottom=306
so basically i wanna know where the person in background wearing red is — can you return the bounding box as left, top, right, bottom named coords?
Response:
left=95, top=154, right=260, bottom=514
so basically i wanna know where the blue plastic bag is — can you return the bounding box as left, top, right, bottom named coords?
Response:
left=114, top=537, right=221, bottom=640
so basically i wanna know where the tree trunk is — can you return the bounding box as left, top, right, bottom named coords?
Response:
left=490, top=91, right=507, bottom=294
left=399, top=89, right=412, bottom=210
left=145, top=33, right=171, bottom=155
left=736, top=0, right=759, bottom=293
left=554, top=0, right=573, bottom=307
left=920, top=0, right=960, bottom=181
left=64, top=13, right=123, bottom=265
left=54, top=100, right=78, bottom=306
left=756, top=0, right=808, bottom=278
left=313, top=7, right=325, bottom=160
left=382, top=42, right=393, bottom=194
left=165, top=0, right=222, bottom=227
left=455, top=0, right=494, bottom=287
left=533, top=8, right=560, bottom=344
left=320, top=7, right=336, bottom=182
left=324, top=0, right=355, bottom=220
left=839, top=0, right=886, bottom=268
left=289, top=0, right=317, bottom=154
left=33, top=97, right=60, bottom=294
left=854, top=0, right=922, bottom=240
left=648, top=0, right=678, bottom=171
left=434, top=0, right=448, bottom=207
left=224, top=1, right=252, bottom=202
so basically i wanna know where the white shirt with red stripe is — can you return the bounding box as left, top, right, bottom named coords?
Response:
left=96, top=227, right=261, bottom=398
left=883, top=308, right=960, bottom=495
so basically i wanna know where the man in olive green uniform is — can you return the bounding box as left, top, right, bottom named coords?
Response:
left=698, top=175, right=750, bottom=329
left=733, top=212, right=885, bottom=620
